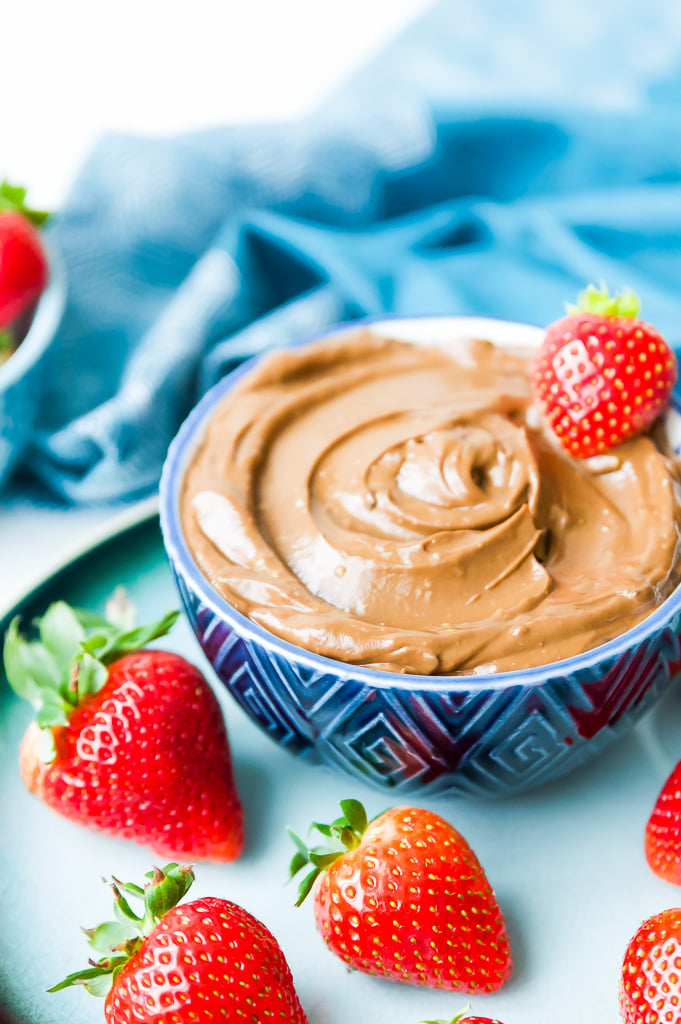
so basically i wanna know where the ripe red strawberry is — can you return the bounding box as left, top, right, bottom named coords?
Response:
left=50, top=863, right=309, bottom=1023
left=532, top=282, right=677, bottom=458
left=620, top=908, right=681, bottom=1022
left=645, top=760, right=681, bottom=884
left=3, top=598, right=243, bottom=861
left=289, top=799, right=512, bottom=993
left=0, top=180, right=49, bottom=352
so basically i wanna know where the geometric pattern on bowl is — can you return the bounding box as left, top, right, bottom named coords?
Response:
left=172, top=563, right=681, bottom=799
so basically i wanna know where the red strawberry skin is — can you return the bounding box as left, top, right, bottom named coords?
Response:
left=104, top=896, right=308, bottom=1024
left=645, top=760, right=681, bottom=884
left=313, top=807, right=511, bottom=992
left=0, top=211, right=48, bottom=326
left=460, top=1018, right=505, bottom=1023
left=532, top=311, right=677, bottom=458
left=20, top=650, right=244, bottom=861
left=620, top=908, right=681, bottom=1023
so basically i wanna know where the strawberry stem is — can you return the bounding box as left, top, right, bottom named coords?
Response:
left=566, top=281, right=641, bottom=319
left=0, top=180, right=50, bottom=226
left=48, top=864, right=195, bottom=998
left=3, top=598, right=180, bottom=752
left=288, top=798, right=369, bottom=906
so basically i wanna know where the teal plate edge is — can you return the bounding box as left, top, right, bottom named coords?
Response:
left=0, top=509, right=161, bottom=637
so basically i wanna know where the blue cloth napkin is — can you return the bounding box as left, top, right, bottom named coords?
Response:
left=18, top=0, right=681, bottom=502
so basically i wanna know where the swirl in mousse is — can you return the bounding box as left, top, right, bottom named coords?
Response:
left=180, top=331, right=681, bottom=675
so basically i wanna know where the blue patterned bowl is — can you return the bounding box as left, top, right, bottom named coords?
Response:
left=160, top=316, right=681, bottom=797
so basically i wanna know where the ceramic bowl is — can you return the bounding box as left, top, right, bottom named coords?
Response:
left=159, top=316, right=681, bottom=797
left=0, top=245, right=66, bottom=487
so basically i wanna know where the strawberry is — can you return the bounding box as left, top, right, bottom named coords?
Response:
left=645, top=760, right=681, bottom=884
left=289, top=799, right=512, bottom=993
left=3, top=597, right=243, bottom=861
left=50, top=862, right=309, bottom=1023
left=0, top=180, right=49, bottom=353
left=531, top=282, right=677, bottom=458
left=620, top=907, right=681, bottom=1022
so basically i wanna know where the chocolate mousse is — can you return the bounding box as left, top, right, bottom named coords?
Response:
left=180, top=331, right=681, bottom=674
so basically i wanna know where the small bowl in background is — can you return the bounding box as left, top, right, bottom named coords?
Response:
left=159, top=316, right=681, bottom=798
left=0, top=245, right=66, bottom=488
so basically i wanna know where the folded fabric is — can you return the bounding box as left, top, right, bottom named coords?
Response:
left=14, top=0, right=681, bottom=502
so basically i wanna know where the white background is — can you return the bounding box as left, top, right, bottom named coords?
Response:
left=0, top=0, right=430, bottom=614
left=4, top=0, right=429, bottom=210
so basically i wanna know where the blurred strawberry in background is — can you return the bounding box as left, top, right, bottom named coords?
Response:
left=0, top=181, right=49, bottom=361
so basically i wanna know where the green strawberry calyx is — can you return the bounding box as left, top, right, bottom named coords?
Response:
left=566, top=281, right=641, bottom=319
left=3, top=595, right=179, bottom=761
left=0, top=180, right=50, bottom=226
left=48, top=863, right=195, bottom=998
left=288, top=798, right=369, bottom=906
left=419, top=1010, right=473, bottom=1024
